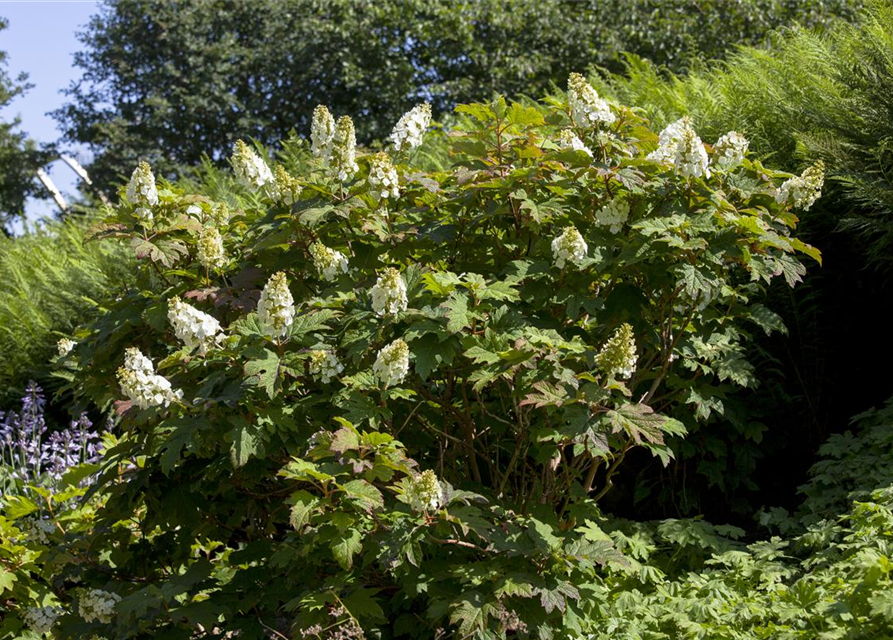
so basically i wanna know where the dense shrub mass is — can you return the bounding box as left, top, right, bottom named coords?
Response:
left=0, top=218, right=135, bottom=405
left=0, top=77, right=824, bottom=638
left=53, top=0, right=862, bottom=191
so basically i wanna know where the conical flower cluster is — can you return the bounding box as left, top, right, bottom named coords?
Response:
left=308, top=349, right=344, bottom=383
left=368, top=152, right=400, bottom=200
left=370, top=267, right=408, bottom=315
left=713, top=131, right=748, bottom=169
left=117, top=347, right=182, bottom=409
left=268, top=165, right=302, bottom=206
left=596, top=323, right=637, bottom=379
left=257, top=271, right=295, bottom=339
left=126, top=161, right=159, bottom=221
left=330, top=116, right=359, bottom=181
left=167, top=296, right=223, bottom=355
left=78, top=589, right=121, bottom=624
left=646, top=118, right=688, bottom=164
left=373, top=338, right=410, bottom=388
left=674, top=123, right=710, bottom=179
left=595, top=199, right=630, bottom=234
left=558, top=129, right=592, bottom=156
left=311, top=104, right=335, bottom=161
left=776, top=161, right=825, bottom=211
left=567, top=72, right=615, bottom=128
left=405, top=469, right=443, bottom=513
left=551, top=226, right=588, bottom=269
left=309, top=242, right=349, bottom=281
left=197, top=226, right=227, bottom=271
left=390, top=103, right=432, bottom=152
left=57, top=337, right=76, bottom=357
left=23, top=605, right=61, bottom=635
left=231, top=139, right=274, bottom=189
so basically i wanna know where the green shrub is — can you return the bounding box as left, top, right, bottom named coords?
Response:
left=1, top=80, right=818, bottom=638
left=0, top=216, right=135, bottom=405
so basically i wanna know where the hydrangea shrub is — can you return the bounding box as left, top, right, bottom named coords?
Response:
left=0, top=76, right=821, bottom=638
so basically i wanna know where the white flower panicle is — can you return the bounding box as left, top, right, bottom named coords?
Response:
left=308, top=349, right=344, bottom=383
left=24, top=605, right=61, bottom=635
left=373, top=338, right=410, bottom=388
left=167, top=296, right=223, bottom=355
left=405, top=469, right=444, bottom=513
left=674, top=123, right=710, bottom=179
left=311, top=105, right=335, bottom=161
left=595, top=199, right=630, bottom=234
left=551, top=226, right=588, bottom=269
left=370, top=267, right=408, bottom=315
left=117, top=347, right=182, bottom=409
left=330, top=115, right=359, bottom=181
left=646, top=117, right=688, bottom=164
left=776, top=161, right=825, bottom=211
left=558, top=129, right=593, bottom=156
left=309, top=242, right=349, bottom=281
left=57, top=337, right=76, bottom=357
left=567, top=72, right=616, bottom=127
left=126, top=161, right=159, bottom=220
left=197, top=226, right=227, bottom=271
left=19, top=518, right=56, bottom=544
left=390, top=103, right=432, bottom=152
left=257, top=271, right=295, bottom=338
left=268, top=165, right=303, bottom=206
left=231, top=139, right=274, bottom=189
left=79, top=589, right=121, bottom=624
left=713, top=131, right=749, bottom=169
left=368, top=152, right=400, bottom=200
left=596, top=323, right=637, bottom=379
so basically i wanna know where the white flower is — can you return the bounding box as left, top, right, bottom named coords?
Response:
left=311, top=105, right=335, bottom=161
left=390, top=103, right=432, bottom=152
left=330, top=116, right=359, bottom=181
left=185, top=204, right=203, bottom=218
left=125, top=161, right=159, bottom=221
left=117, top=347, right=182, bottom=409
left=231, top=139, right=274, bottom=189
left=373, top=338, right=410, bottom=388
left=596, top=323, right=637, bottom=379
left=713, top=131, right=748, bottom=169
left=78, top=589, right=121, bottom=624
left=257, top=271, right=295, bottom=339
left=370, top=267, right=408, bottom=316
left=23, top=605, right=61, bottom=635
left=57, top=338, right=76, bottom=357
left=18, top=517, right=56, bottom=544
left=775, top=161, right=825, bottom=211
left=368, top=152, right=400, bottom=200
left=646, top=117, right=688, bottom=164
left=404, top=469, right=444, bottom=513
left=551, top=226, right=588, bottom=269
left=167, top=296, right=223, bottom=355
left=595, top=199, right=630, bottom=234
left=308, top=349, right=344, bottom=383
left=309, top=242, right=349, bottom=281
left=268, top=165, right=302, bottom=205
left=568, top=72, right=615, bottom=127
left=557, top=129, right=593, bottom=156
left=674, top=124, right=710, bottom=179
left=197, top=226, right=227, bottom=271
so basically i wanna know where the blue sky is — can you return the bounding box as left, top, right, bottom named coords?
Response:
left=0, top=0, right=99, bottom=227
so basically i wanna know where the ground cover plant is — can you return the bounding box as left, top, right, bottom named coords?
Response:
left=0, top=73, right=824, bottom=638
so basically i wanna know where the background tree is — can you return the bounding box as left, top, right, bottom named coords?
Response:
left=0, top=16, right=54, bottom=233
left=53, top=0, right=861, bottom=191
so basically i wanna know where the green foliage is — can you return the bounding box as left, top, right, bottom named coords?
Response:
left=0, top=217, right=135, bottom=405
left=54, top=0, right=861, bottom=190
left=0, top=84, right=818, bottom=638
left=0, top=16, right=55, bottom=230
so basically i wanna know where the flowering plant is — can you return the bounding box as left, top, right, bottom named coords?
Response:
left=0, top=77, right=819, bottom=638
